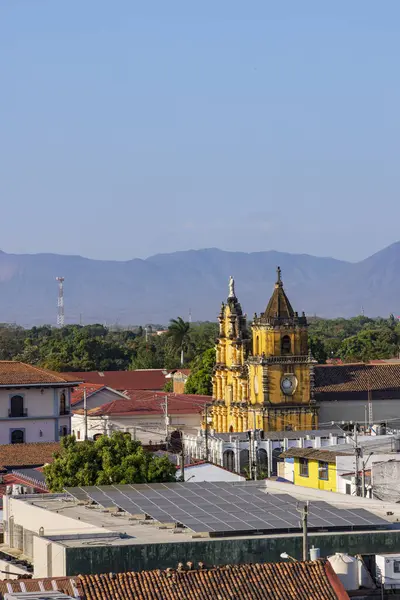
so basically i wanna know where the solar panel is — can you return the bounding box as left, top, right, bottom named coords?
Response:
left=65, top=482, right=391, bottom=536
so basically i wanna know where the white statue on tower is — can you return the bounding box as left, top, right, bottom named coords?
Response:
left=228, top=275, right=235, bottom=298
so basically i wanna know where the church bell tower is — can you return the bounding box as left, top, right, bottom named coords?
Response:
left=249, top=267, right=317, bottom=431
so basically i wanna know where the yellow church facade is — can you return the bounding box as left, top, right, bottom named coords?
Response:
left=211, top=268, right=318, bottom=433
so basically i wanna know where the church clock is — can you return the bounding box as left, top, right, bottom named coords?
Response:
left=281, top=374, right=297, bottom=396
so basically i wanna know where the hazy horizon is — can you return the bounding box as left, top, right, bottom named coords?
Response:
left=0, top=239, right=398, bottom=264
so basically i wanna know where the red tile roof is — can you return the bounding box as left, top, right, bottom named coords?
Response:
left=0, top=561, right=349, bottom=600
left=76, top=391, right=211, bottom=417
left=0, top=362, right=81, bottom=386
left=314, top=363, right=400, bottom=400
left=0, top=471, right=49, bottom=507
left=0, top=442, right=60, bottom=470
left=71, top=383, right=106, bottom=406
left=77, top=561, right=349, bottom=600
left=0, top=577, right=77, bottom=598
left=63, top=369, right=168, bottom=391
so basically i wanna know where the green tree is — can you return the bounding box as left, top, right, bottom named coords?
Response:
left=339, top=328, right=399, bottom=362
left=185, top=347, right=215, bottom=395
left=44, top=432, right=176, bottom=492
left=167, top=317, right=191, bottom=366
left=309, top=336, right=327, bottom=364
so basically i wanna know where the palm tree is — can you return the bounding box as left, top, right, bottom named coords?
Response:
left=167, top=317, right=190, bottom=366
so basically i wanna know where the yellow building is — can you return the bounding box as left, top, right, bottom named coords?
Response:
left=280, top=448, right=340, bottom=492
left=211, top=268, right=318, bottom=433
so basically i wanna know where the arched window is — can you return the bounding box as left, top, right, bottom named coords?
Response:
left=59, top=392, right=67, bottom=415
left=10, top=395, right=24, bottom=418
left=223, top=450, right=235, bottom=472
left=59, top=426, right=68, bottom=437
left=281, top=335, right=291, bottom=355
left=93, top=434, right=102, bottom=441
left=258, top=448, right=268, bottom=471
left=11, top=429, right=24, bottom=444
left=271, top=447, right=283, bottom=476
left=239, top=449, right=249, bottom=475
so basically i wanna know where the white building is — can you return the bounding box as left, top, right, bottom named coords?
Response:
left=72, top=391, right=209, bottom=444
left=0, top=361, right=80, bottom=444
left=184, top=426, right=348, bottom=476
left=176, top=462, right=245, bottom=483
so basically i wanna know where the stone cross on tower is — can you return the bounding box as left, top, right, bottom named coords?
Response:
left=276, top=266, right=282, bottom=286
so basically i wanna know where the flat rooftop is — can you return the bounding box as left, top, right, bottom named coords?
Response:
left=10, top=480, right=400, bottom=549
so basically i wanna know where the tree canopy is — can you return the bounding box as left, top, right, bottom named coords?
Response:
left=167, top=317, right=191, bottom=365
left=44, top=432, right=176, bottom=492
left=185, top=347, right=215, bottom=395
left=0, top=315, right=399, bottom=378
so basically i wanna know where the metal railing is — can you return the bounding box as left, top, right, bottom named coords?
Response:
left=8, top=408, right=28, bottom=418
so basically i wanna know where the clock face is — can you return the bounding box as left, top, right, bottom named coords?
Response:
left=281, top=375, right=297, bottom=395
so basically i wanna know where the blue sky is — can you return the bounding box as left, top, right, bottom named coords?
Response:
left=1, top=1, right=399, bottom=262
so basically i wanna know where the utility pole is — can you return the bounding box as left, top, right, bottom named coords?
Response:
left=204, top=404, right=209, bottom=462
left=251, top=410, right=258, bottom=481
left=84, top=387, right=88, bottom=441
left=162, top=395, right=169, bottom=449
left=354, top=424, right=361, bottom=497
left=368, top=382, right=373, bottom=429
left=361, top=461, right=366, bottom=498
left=180, top=437, right=185, bottom=482
left=298, top=502, right=309, bottom=561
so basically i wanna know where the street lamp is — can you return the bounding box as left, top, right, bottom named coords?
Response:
left=280, top=552, right=297, bottom=562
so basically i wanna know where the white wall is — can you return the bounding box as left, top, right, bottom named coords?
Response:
left=0, top=420, right=56, bottom=445
left=72, top=412, right=202, bottom=444
left=73, top=388, right=125, bottom=410
left=4, top=497, right=104, bottom=543
left=33, top=537, right=66, bottom=578
left=0, top=387, right=72, bottom=443
left=336, top=453, right=400, bottom=495
left=319, top=399, right=400, bottom=424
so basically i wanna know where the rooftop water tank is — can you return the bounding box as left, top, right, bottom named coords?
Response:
left=328, top=552, right=358, bottom=591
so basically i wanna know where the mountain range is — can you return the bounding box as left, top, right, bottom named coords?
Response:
left=0, top=242, right=399, bottom=326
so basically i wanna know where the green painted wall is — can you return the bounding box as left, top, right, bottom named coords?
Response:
left=65, top=530, right=400, bottom=575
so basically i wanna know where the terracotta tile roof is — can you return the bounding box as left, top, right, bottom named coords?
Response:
left=76, top=391, right=211, bottom=417
left=0, top=362, right=81, bottom=386
left=314, top=363, right=400, bottom=400
left=63, top=369, right=169, bottom=391
left=0, top=576, right=77, bottom=598
left=0, top=470, right=49, bottom=507
left=0, top=442, right=60, bottom=470
left=280, top=447, right=351, bottom=463
left=71, top=383, right=106, bottom=406
left=77, top=561, right=349, bottom=600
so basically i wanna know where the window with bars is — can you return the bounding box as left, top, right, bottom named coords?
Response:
left=299, top=457, right=309, bottom=477
left=318, top=461, right=329, bottom=481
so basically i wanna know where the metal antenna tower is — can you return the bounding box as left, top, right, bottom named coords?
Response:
left=189, top=308, right=192, bottom=323
left=56, top=277, right=65, bottom=327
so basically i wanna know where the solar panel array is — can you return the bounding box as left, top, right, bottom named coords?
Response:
left=65, top=482, right=390, bottom=536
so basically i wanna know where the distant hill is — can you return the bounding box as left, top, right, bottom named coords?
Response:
left=0, top=243, right=399, bottom=326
